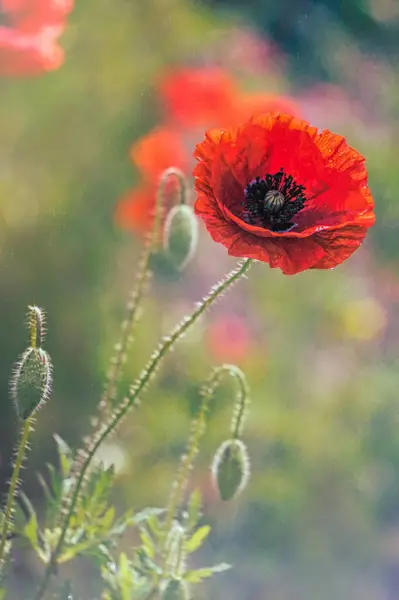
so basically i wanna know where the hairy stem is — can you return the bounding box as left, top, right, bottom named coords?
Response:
left=54, top=169, right=188, bottom=531
left=0, top=417, right=33, bottom=569
left=102, top=167, right=186, bottom=410
left=163, top=364, right=250, bottom=539
left=34, top=258, right=252, bottom=600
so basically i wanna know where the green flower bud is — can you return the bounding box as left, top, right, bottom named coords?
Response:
left=163, top=204, right=198, bottom=270
left=11, top=346, right=52, bottom=420
left=162, top=579, right=189, bottom=600
left=211, top=439, right=250, bottom=501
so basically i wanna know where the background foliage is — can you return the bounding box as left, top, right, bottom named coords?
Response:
left=1, top=0, right=399, bottom=598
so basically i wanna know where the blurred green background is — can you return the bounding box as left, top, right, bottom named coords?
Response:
left=1, top=0, right=399, bottom=598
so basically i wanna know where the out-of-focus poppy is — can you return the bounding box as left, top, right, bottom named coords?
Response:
left=116, top=127, right=189, bottom=233
left=159, top=67, right=238, bottom=127
left=193, top=113, right=375, bottom=275
left=159, top=67, right=298, bottom=130
left=205, top=314, right=252, bottom=363
left=116, top=67, right=300, bottom=235
left=0, top=0, right=73, bottom=76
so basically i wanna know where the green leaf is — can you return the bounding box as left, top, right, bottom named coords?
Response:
left=47, top=463, right=62, bottom=501
left=118, top=551, right=130, bottom=579
left=59, top=539, right=101, bottom=563
left=24, top=515, right=38, bottom=550
left=184, top=562, right=231, bottom=583
left=134, top=548, right=162, bottom=576
left=145, top=514, right=163, bottom=539
left=100, top=506, right=115, bottom=530
left=118, top=552, right=134, bottom=600
left=139, top=528, right=155, bottom=559
left=0, top=588, right=6, bottom=600
left=184, top=525, right=210, bottom=553
left=109, top=508, right=164, bottom=542
left=131, top=507, right=165, bottom=525
left=186, top=489, right=202, bottom=531
left=37, top=473, right=53, bottom=505
left=19, top=492, right=39, bottom=550
left=53, top=434, right=72, bottom=478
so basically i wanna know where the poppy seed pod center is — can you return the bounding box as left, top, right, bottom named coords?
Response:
left=243, top=168, right=307, bottom=233
left=264, top=190, right=285, bottom=213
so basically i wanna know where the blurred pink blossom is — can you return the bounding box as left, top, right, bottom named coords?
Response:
left=205, top=313, right=253, bottom=363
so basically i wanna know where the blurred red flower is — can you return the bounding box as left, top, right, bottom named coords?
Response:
left=116, top=67, right=299, bottom=234
left=159, top=67, right=237, bottom=128
left=205, top=314, right=252, bottom=363
left=0, top=0, right=73, bottom=76
left=193, top=113, right=375, bottom=275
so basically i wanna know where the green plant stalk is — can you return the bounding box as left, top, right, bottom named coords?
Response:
left=0, top=416, right=33, bottom=567
left=55, top=169, right=188, bottom=530
left=230, top=366, right=249, bottom=439
left=30, top=310, right=37, bottom=349
left=163, top=365, right=249, bottom=540
left=33, top=258, right=253, bottom=600
left=163, top=393, right=208, bottom=540
left=28, top=305, right=44, bottom=349
left=102, top=167, right=186, bottom=409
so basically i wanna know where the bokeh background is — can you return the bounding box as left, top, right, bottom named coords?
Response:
left=1, top=0, right=399, bottom=598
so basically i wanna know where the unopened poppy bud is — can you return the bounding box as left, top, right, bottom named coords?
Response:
left=163, top=204, right=198, bottom=270
left=211, top=439, right=250, bottom=501
left=162, top=579, right=189, bottom=600
left=11, top=347, right=52, bottom=420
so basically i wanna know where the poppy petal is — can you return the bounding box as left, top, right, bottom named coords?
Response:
left=131, top=126, right=189, bottom=180
left=0, top=25, right=64, bottom=75
left=159, top=67, right=238, bottom=127
left=115, top=186, right=155, bottom=233
left=227, top=231, right=326, bottom=274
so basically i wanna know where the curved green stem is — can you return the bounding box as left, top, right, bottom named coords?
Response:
left=0, top=416, right=33, bottom=569
left=34, top=258, right=252, bottom=600
left=230, top=366, right=249, bottom=439
left=163, top=364, right=250, bottom=538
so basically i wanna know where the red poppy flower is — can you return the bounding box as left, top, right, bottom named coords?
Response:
left=206, top=314, right=252, bottom=363
left=116, top=126, right=189, bottom=232
left=159, top=67, right=298, bottom=129
left=0, top=0, right=73, bottom=76
left=159, top=67, right=238, bottom=127
left=193, top=113, right=375, bottom=275
left=117, top=68, right=301, bottom=235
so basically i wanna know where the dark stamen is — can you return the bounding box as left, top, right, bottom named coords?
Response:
left=243, top=168, right=306, bottom=232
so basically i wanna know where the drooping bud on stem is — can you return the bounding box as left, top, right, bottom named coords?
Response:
left=211, top=438, right=250, bottom=501
left=155, top=167, right=188, bottom=245
left=164, top=364, right=251, bottom=540
left=163, top=204, right=198, bottom=270
left=159, top=168, right=197, bottom=270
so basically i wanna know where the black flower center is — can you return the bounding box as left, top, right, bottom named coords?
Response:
left=242, top=168, right=307, bottom=232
